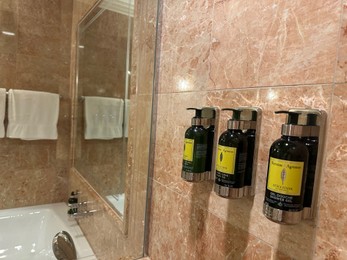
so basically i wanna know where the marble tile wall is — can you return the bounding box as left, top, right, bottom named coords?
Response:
left=148, top=0, right=347, bottom=259
left=0, top=0, right=73, bottom=209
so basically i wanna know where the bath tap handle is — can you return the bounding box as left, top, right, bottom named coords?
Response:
left=68, top=209, right=98, bottom=219
left=68, top=200, right=94, bottom=207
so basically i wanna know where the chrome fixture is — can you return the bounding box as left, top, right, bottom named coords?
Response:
left=67, top=191, right=97, bottom=218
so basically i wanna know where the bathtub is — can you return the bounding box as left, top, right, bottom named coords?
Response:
left=0, top=202, right=96, bottom=259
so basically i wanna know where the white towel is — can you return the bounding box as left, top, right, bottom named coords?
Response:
left=124, top=99, right=130, bottom=138
left=0, top=88, right=6, bottom=138
left=7, top=89, right=60, bottom=140
left=84, top=96, right=124, bottom=140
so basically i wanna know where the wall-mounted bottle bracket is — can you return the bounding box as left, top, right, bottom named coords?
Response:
left=214, top=106, right=262, bottom=199
left=181, top=107, right=220, bottom=182
left=289, top=108, right=327, bottom=220
left=263, top=108, right=326, bottom=224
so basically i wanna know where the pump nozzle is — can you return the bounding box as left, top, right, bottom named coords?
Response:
left=222, top=108, right=242, bottom=120
left=275, top=110, right=301, bottom=125
left=306, top=113, right=318, bottom=126
left=187, top=108, right=202, bottom=118
left=250, top=110, right=257, bottom=121
left=187, top=107, right=204, bottom=126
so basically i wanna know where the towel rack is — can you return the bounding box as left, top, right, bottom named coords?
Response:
left=79, top=96, right=124, bottom=101
left=5, top=91, right=63, bottom=99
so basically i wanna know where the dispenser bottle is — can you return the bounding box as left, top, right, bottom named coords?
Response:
left=243, top=110, right=257, bottom=197
left=301, top=113, right=319, bottom=219
left=263, top=111, right=309, bottom=224
left=205, top=117, right=215, bottom=174
left=182, top=108, right=209, bottom=182
left=214, top=109, right=248, bottom=198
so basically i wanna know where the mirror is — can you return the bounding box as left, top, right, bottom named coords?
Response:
left=73, top=0, right=135, bottom=219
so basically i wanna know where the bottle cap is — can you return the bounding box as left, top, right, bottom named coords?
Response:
left=222, top=108, right=255, bottom=130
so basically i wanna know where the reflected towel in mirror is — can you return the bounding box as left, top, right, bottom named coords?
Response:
left=7, top=89, right=60, bottom=140
left=84, top=96, right=124, bottom=139
left=0, top=88, right=6, bottom=138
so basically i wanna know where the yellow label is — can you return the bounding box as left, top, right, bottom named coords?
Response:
left=267, top=157, right=304, bottom=196
left=183, top=139, right=194, bottom=162
left=216, top=145, right=236, bottom=174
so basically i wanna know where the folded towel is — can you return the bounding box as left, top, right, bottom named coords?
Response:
left=7, top=89, right=60, bottom=140
left=124, top=99, right=130, bottom=138
left=84, top=96, right=124, bottom=140
left=0, top=88, right=6, bottom=138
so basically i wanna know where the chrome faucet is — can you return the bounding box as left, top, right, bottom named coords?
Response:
left=67, top=191, right=97, bottom=218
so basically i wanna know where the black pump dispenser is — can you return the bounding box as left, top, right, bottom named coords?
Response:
left=263, top=110, right=309, bottom=224
left=214, top=108, right=248, bottom=198
left=182, top=108, right=209, bottom=182
left=187, top=107, right=203, bottom=126
left=243, top=109, right=258, bottom=196
left=301, top=113, right=320, bottom=219
left=204, top=109, right=216, bottom=174
left=276, top=110, right=299, bottom=124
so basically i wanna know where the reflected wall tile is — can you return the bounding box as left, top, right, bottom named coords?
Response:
left=158, top=0, right=214, bottom=93
left=336, top=0, right=347, bottom=82
left=210, top=0, right=340, bottom=89
left=73, top=0, right=99, bottom=22
left=316, top=84, right=347, bottom=254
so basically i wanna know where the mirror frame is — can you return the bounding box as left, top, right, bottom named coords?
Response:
left=71, top=0, right=135, bottom=235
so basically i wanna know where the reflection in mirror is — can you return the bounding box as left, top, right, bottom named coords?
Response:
left=74, top=0, right=134, bottom=219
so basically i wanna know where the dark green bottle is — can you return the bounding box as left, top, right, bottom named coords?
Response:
left=263, top=111, right=309, bottom=224
left=243, top=110, right=257, bottom=197
left=205, top=123, right=215, bottom=173
left=182, top=108, right=209, bottom=182
left=214, top=108, right=248, bottom=198
left=301, top=113, right=319, bottom=219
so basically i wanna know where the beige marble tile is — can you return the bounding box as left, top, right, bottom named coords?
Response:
left=15, top=54, right=70, bottom=91
left=17, top=17, right=65, bottom=61
left=0, top=0, right=72, bottom=210
left=158, top=0, right=214, bottom=93
left=315, top=84, right=347, bottom=257
left=152, top=85, right=331, bottom=259
left=148, top=181, right=199, bottom=259
left=0, top=53, right=16, bottom=89
left=17, top=0, right=62, bottom=25
left=210, top=0, right=340, bottom=89
left=336, top=0, right=347, bottom=82
left=0, top=0, right=17, bottom=12
left=0, top=10, right=18, bottom=55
